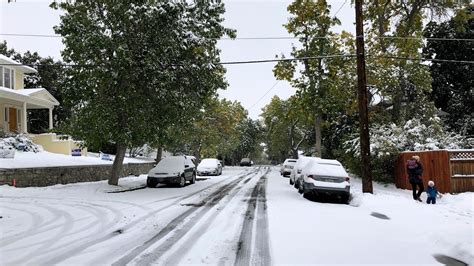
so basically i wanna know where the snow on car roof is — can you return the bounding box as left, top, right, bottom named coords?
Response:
left=302, top=159, right=348, bottom=177
left=155, top=156, right=185, bottom=172
left=198, top=158, right=218, bottom=167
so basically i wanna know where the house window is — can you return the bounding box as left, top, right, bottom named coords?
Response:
left=3, top=67, right=14, bottom=89
left=0, top=66, right=3, bottom=87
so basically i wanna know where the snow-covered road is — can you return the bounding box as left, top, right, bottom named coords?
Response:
left=0, top=166, right=472, bottom=265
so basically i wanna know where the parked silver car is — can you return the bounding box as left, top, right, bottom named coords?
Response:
left=147, top=156, right=196, bottom=187
left=197, top=158, right=222, bottom=176
left=280, top=158, right=297, bottom=177
left=297, top=159, right=350, bottom=203
left=289, top=156, right=317, bottom=186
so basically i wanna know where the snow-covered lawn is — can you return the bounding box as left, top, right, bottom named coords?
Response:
left=0, top=150, right=152, bottom=168
left=267, top=169, right=473, bottom=265
left=0, top=166, right=472, bottom=265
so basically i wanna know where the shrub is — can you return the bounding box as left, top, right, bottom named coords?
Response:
left=343, top=117, right=471, bottom=183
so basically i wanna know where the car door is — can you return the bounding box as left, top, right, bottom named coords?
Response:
left=217, top=161, right=222, bottom=174
left=184, top=158, right=194, bottom=179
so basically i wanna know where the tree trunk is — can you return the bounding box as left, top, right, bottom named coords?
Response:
left=155, top=145, right=162, bottom=163
left=292, top=149, right=298, bottom=159
left=109, top=143, right=126, bottom=186
left=392, top=71, right=405, bottom=123
left=314, top=114, right=322, bottom=157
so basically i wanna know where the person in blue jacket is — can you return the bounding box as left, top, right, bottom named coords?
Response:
left=426, top=180, right=442, bottom=204
left=406, top=155, right=424, bottom=202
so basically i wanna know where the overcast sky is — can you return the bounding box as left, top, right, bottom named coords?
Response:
left=0, top=0, right=355, bottom=119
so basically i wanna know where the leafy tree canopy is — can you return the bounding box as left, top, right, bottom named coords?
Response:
left=51, top=0, right=235, bottom=184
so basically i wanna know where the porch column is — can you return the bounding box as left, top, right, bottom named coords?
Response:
left=22, top=102, right=28, bottom=133
left=49, top=107, right=53, bottom=130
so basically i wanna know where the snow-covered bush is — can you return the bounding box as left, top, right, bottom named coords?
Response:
left=0, top=134, right=40, bottom=153
left=343, top=117, right=471, bottom=182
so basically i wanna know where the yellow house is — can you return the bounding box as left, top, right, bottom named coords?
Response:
left=0, top=55, right=86, bottom=155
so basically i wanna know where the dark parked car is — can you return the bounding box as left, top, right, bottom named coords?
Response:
left=240, top=158, right=252, bottom=166
left=147, top=156, right=196, bottom=187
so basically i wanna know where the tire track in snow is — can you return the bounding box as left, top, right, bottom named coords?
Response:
left=143, top=168, right=270, bottom=266
left=0, top=205, right=45, bottom=242
left=0, top=200, right=120, bottom=251
left=6, top=203, right=75, bottom=265
left=112, top=167, right=264, bottom=266
left=41, top=168, right=256, bottom=265
left=0, top=202, right=59, bottom=246
left=235, top=171, right=271, bottom=266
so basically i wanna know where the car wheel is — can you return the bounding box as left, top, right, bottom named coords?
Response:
left=294, top=180, right=299, bottom=189
left=289, top=178, right=294, bottom=185
left=341, top=194, right=350, bottom=204
left=147, top=178, right=158, bottom=188
left=298, top=181, right=304, bottom=194
left=190, top=173, right=196, bottom=184
left=179, top=176, right=186, bottom=187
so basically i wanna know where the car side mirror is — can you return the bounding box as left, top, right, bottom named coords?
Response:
left=185, top=165, right=189, bottom=168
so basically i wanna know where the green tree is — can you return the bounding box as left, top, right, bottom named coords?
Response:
left=164, top=98, right=248, bottom=163
left=261, top=96, right=313, bottom=162
left=51, top=0, right=234, bottom=185
left=365, top=0, right=469, bottom=125
left=274, top=0, right=348, bottom=157
left=424, top=5, right=474, bottom=136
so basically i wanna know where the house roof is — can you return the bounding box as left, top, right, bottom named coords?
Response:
left=0, top=87, right=59, bottom=108
left=0, top=54, right=38, bottom=74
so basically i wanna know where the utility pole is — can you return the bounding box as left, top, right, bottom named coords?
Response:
left=355, top=0, right=373, bottom=193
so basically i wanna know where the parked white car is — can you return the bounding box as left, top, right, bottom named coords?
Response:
left=280, top=158, right=297, bottom=177
left=197, top=158, right=222, bottom=176
left=147, top=156, right=196, bottom=187
left=297, top=159, right=350, bottom=203
left=289, top=156, right=318, bottom=187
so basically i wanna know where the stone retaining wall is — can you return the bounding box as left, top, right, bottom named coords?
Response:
left=0, top=162, right=155, bottom=187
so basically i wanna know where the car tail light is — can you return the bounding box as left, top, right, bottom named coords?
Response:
left=308, top=175, right=316, bottom=180
left=345, top=177, right=350, bottom=182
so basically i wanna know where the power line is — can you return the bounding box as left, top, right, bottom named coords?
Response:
left=377, top=36, right=474, bottom=42
left=2, top=32, right=474, bottom=42
left=333, top=0, right=348, bottom=18
left=248, top=80, right=280, bottom=111
left=0, top=54, right=357, bottom=68
left=220, top=54, right=355, bottom=65
left=1, top=33, right=61, bottom=38
left=370, top=55, right=474, bottom=64
left=1, top=54, right=473, bottom=68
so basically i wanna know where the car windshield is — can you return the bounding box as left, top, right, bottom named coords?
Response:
left=155, top=157, right=184, bottom=173
left=198, top=159, right=217, bottom=167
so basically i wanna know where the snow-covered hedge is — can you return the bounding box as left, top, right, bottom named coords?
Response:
left=343, top=117, right=471, bottom=182
left=345, top=117, right=470, bottom=156
left=0, top=134, right=40, bottom=153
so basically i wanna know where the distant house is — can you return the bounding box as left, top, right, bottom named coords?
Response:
left=0, top=55, right=85, bottom=155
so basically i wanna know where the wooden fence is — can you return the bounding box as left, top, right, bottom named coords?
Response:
left=395, top=150, right=474, bottom=193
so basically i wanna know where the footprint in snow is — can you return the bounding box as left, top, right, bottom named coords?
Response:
left=370, top=212, right=390, bottom=220
left=433, top=254, right=468, bottom=266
